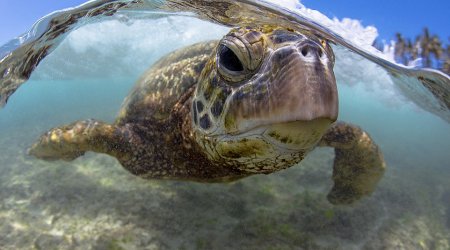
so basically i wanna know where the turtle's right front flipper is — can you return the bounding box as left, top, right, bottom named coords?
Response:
left=319, top=122, right=386, bottom=205
left=28, top=119, right=133, bottom=161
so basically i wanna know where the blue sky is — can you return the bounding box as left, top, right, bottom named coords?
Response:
left=0, top=0, right=87, bottom=45
left=0, top=0, right=449, bottom=46
left=303, top=0, right=450, bottom=44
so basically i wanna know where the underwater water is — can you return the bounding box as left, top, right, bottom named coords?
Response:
left=0, top=0, right=449, bottom=249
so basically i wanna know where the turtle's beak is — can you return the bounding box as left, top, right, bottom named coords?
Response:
left=224, top=40, right=338, bottom=137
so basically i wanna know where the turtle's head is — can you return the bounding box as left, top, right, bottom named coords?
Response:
left=192, top=27, right=338, bottom=173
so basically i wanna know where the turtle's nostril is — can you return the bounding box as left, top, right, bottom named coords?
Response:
left=299, top=42, right=322, bottom=60
left=301, top=47, right=309, bottom=57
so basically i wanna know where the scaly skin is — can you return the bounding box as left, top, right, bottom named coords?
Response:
left=29, top=27, right=386, bottom=204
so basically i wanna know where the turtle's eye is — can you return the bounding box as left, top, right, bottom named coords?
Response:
left=217, top=42, right=249, bottom=83
left=219, top=45, right=244, bottom=72
left=217, top=40, right=250, bottom=83
left=217, top=32, right=264, bottom=83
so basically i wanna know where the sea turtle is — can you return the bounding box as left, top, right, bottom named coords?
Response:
left=28, top=26, right=385, bottom=204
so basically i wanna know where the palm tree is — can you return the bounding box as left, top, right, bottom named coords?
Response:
left=394, top=33, right=408, bottom=64
left=429, top=35, right=443, bottom=68
left=418, top=28, right=432, bottom=67
left=443, top=43, right=450, bottom=75
left=382, top=29, right=448, bottom=75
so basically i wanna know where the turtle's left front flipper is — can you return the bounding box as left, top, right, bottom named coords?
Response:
left=28, top=119, right=134, bottom=161
left=319, top=121, right=386, bottom=205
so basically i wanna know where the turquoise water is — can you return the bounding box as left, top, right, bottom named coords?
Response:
left=338, top=84, right=450, bottom=171
left=0, top=0, right=449, bottom=249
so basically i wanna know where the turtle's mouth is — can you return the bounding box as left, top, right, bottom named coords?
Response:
left=225, top=118, right=333, bottom=151
left=261, top=118, right=332, bottom=150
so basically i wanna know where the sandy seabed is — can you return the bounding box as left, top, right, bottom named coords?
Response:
left=0, top=125, right=449, bottom=250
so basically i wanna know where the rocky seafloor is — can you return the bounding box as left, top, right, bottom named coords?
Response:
left=0, top=123, right=449, bottom=250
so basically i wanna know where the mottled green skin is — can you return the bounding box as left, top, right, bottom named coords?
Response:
left=28, top=27, right=386, bottom=204
left=116, top=42, right=217, bottom=123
